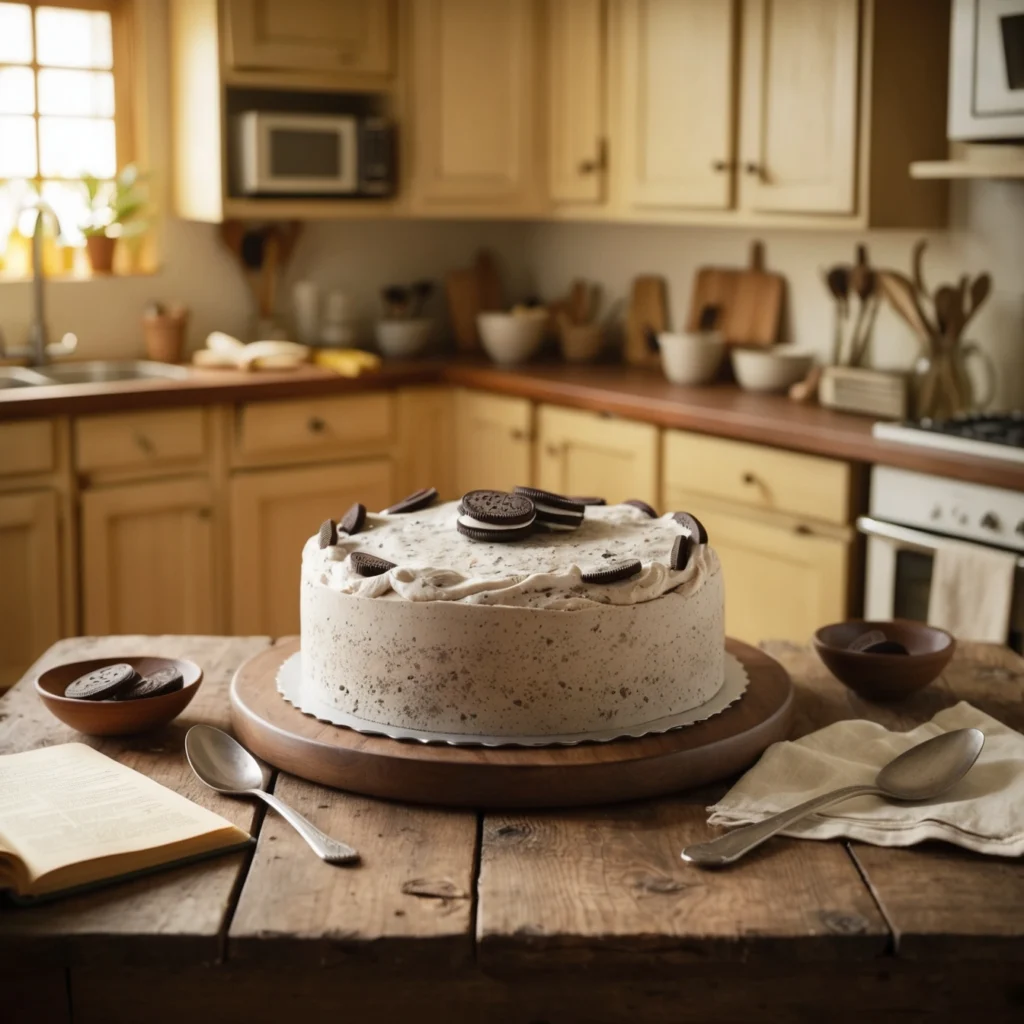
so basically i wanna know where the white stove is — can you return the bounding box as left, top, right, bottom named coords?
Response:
left=872, top=412, right=1024, bottom=465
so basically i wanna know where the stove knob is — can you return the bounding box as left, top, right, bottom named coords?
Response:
left=930, top=505, right=942, bottom=521
left=980, top=512, right=1000, bottom=531
left=1017, top=520, right=1024, bottom=537
left=951, top=507, right=969, bottom=526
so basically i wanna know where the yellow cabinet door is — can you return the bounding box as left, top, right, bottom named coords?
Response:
left=230, top=459, right=393, bottom=636
left=536, top=405, right=658, bottom=506
left=665, top=493, right=851, bottom=645
left=223, top=0, right=393, bottom=75
left=620, top=0, right=737, bottom=211
left=411, top=0, right=539, bottom=211
left=738, top=0, right=859, bottom=214
left=81, top=478, right=220, bottom=636
left=395, top=388, right=457, bottom=500
left=547, top=0, right=606, bottom=205
left=0, top=491, right=62, bottom=689
left=454, top=390, right=533, bottom=496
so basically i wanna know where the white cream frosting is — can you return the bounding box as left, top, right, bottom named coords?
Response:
left=303, top=501, right=718, bottom=611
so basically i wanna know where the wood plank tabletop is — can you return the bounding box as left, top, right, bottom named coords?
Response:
left=3, top=634, right=1023, bottom=1023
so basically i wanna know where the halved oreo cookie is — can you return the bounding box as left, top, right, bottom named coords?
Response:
left=457, top=520, right=535, bottom=543
left=582, top=558, right=642, bottom=584
left=624, top=499, right=658, bottom=518
left=340, top=502, right=366, bottom=535
left=457, top=489, right=536, bottom=543
left=571, top=496, right=607, bottom=506
left=318, top=518, right=338, bottom=549
left=350, top=551, right=397, bottom=577
left=514, top=486, right=584, bottom=531
left=118, top=666, right=184, bottom=700
left=672, top=511, right=709, bottom=544
left=384, top=487, right=438, bottom=515
left=65, top=662, right=138, bottom=701
left=671, top=534, right=693, bottom=571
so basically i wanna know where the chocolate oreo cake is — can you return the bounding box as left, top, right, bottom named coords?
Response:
left=298, top=491, right=724, bottom=738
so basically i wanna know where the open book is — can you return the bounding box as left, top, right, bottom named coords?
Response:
left=0, top=743, right=252, bottom=902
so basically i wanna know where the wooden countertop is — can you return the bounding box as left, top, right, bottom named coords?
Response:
left=4, top=634, right=1023, bottom=1022
left=2, top=358, right=1020, bottom=491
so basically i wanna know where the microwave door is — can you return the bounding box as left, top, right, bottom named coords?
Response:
left=242, top=114, right=358, bottom=194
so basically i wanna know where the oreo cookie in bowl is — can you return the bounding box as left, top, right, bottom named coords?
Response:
left=35, top=656, right=203, bottom=736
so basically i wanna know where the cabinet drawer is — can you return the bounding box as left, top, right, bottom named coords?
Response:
left=235, top=393, right=394, bottom=463
left=76, top=409, right=207, bottom=475
left=0, top=420, right=56, bottom=477
left=663, top=431, right=851, bottom=526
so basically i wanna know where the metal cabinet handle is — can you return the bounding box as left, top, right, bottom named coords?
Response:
left=307, top=416, right=326, bottom=433
left=578, top=138, right=608, bottom=175
left=711, top=159, right=733, bottom=172
left=134, top=432, right=154, bottom=455
left=741, top=472, right=757, bottom=485
left=510, top=428, right=527, bottom=441
left=744, top=162, right=763, bottom=177
left=196, top=507, right=212, bottom=520
left=794, top=523, right=813, bottom=536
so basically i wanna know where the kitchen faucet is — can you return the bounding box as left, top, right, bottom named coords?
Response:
left=0, top=199, right=77, bottom=366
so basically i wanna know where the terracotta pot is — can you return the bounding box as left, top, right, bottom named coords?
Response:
left=85, top=234, right=118, bottom=273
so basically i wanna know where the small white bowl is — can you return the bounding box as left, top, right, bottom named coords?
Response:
left=731, top=346, right=814, bottom=393
left=375, top=319, right=433, bottom=359
left=477, top=310, right=547, bottom=365
left=658, top=330, right=725, bottom=385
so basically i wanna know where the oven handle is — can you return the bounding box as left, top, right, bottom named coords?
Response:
left=856, top=516, right=1024, bottom=569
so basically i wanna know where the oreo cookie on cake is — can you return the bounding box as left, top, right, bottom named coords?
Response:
left=514, top=486, right=585, bottom=531
left=457, top=490, right=535, bottom=542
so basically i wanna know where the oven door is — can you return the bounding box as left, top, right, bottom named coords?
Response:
left=859, top=516, right=1024, bottom=653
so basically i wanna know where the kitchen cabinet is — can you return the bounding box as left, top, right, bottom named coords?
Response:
left=396, top=387, right=457, bottom=499
left=547, top=0, right=607, bottom=206
left=222, top=0, right=393, bottom=76
left=454, top=390, right=533, bottom=496
left=81, top=478, right=221, bottom=636
left=410, top=0, right=541, bottom=213
left=0, top=491, right=62, bottom=689
left=620, top=0, right=737, bottom=211
left=536, top=405, right=658, bottom=506
left=229, top=459, right=394, bottom=635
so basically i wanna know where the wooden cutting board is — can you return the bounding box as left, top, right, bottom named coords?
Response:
left=446, top=249, right=504, bottom=352
left=625, top=275, right=669, bottom=367
left=686, top=241, right=784, bottom=347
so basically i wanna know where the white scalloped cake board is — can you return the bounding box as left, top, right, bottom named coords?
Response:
left=276, top=649, right=748, bottom=748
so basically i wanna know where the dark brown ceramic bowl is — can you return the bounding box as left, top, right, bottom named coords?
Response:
left=813, top=620, right=955, bottom=702
left=35, top=656, right=203, bottom=736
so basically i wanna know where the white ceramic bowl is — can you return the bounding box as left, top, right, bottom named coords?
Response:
left=731, top=346, right=814, bottom=393
left=375, top=318, right=433, bottom=359
left=477, top=310, right=547, bottom=365
left=658, top=330, right=725, bottom=385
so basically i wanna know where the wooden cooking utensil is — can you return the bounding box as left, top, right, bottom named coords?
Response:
left=962, top=273, right=992, bottom=333
left=445, top=267, right=483, bottom=351
left=824, top=265, right=850, bottom=364
left=625, top=276, right=669, bottom=367
left=476, top=249, right=503, bottom=312
left=878, top=271, right=935, bottom=344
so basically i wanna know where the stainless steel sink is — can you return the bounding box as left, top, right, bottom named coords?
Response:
left=34, top=361, right=191, bottom=385
left=0, top=367, right=55, bottom=389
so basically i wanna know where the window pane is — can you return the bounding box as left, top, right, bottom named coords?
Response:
left=0, top=115, right=37, bottom=176
left=39, top=69, right=114, bottom=116
left=0, top=66, right=34, bottom=113
left=42, top=178, right=96, bottom=246
left=0, top=4, right=33, bottom=64
left=36, top=6, right=112, bottom=69
left=39, top=116, right=115, bottom=177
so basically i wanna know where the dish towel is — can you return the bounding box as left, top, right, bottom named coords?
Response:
left=927, top=537, right=1016, bottom=643
left=707, top=702, right=1024, bottom=857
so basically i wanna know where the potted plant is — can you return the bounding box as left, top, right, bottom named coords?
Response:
left=80, top=164, right=149, bottom=273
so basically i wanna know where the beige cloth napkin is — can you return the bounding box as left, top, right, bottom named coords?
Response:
left=927, top=538, right=1016, bottom=643
left=707, top=702, right=1024, bottom=857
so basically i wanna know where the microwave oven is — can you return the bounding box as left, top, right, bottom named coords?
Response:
left=950, top=0, right=1024, bottom=139
left=235, top=112, right=394, bottom=197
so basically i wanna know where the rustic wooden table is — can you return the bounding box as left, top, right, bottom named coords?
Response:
left=3, top=636, right=1023, bottom=1024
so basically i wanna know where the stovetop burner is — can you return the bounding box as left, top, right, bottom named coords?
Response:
left=872, top=412, right=1024, bottom=465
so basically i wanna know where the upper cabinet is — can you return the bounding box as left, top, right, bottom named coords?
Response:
left=409, top=0, right=542, bottom=214
left=620, top=0, right=737, bottom=211
left=222, top=0, right=393, bottom=76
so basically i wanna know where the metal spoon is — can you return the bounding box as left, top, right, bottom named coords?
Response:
left=185, top=724, right=359, bottom=865
left=681, top=727, right=984, bottom=868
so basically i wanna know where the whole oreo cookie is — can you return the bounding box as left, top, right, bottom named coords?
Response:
left=624, top=499, right=658, bottom=518
left=513, top=486, right=584, bottom=530
left=384, top=487, right=438, bottom=515
left=671, top=534, right=693, bottom=571
left=581, top=558, right=642, bottom=584
left=65, top=662, right=138, bottom=701
left=457, top=489, right=536, bottom=543
left=351, top=551, right=397, bottom=577
left=318, top=518, right=338, bottom=549
left=118, top=666, right=184, bottom=700
left=340, top=502, right=367, bottom=535
left=672, top=511, right=709, bottom=544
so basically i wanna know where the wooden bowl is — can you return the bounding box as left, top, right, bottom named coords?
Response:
left=35, top=656, right=203, bottom=736
left=813, top=620, right=955, bottom=702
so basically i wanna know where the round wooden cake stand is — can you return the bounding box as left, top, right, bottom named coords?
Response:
left=229, top=638, right=793, bottom=808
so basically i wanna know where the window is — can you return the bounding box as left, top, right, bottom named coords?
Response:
left=0, top=0, right=131, bottom=275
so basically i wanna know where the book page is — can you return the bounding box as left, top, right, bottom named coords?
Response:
left=0, top=743, right=248, bottom=882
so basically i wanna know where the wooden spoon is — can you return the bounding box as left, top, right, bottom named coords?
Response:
left=878, top=271, right=936, bottom=345
left=824, top=266, right=850, bottom=364
left=961, top=273, right=992, bottom=334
